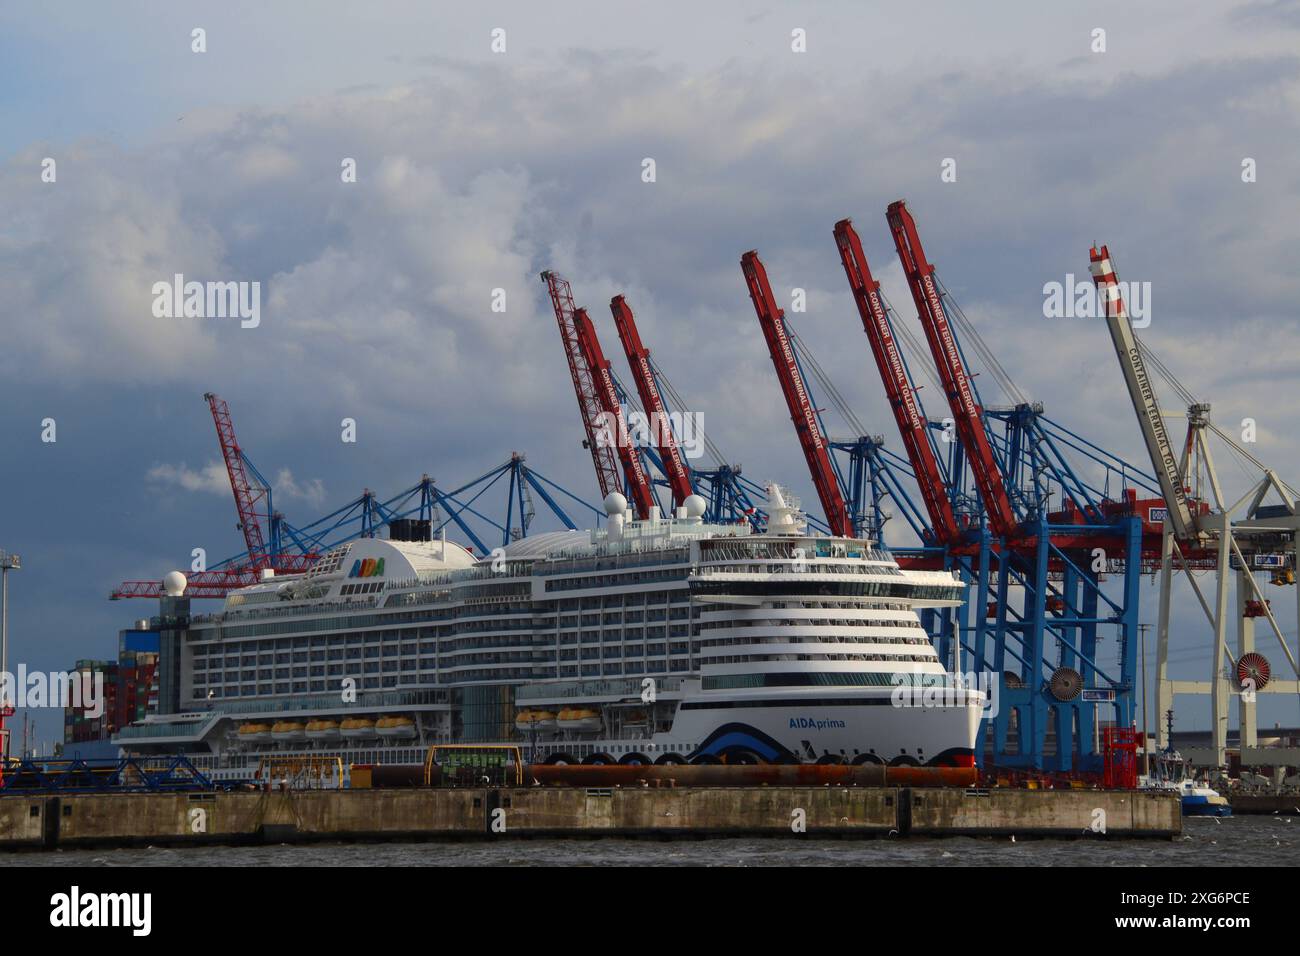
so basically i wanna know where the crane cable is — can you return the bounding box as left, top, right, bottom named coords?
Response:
left=649, top=361, right=729, bottom=468
left=935, top=276, right=1029, bottom=407
left=1133, top=322, right=1299, bottom=498
left=786, top=324, right=870, bottom=440
left=877, top=290, right=945, bottom=394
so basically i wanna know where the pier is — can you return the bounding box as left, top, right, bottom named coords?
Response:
left=0, top=787, right=1180, bottom=850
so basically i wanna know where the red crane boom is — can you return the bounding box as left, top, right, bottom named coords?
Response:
left=112, top=395, right=319, bottom=599
left=834, top=218, right=961, bottom=543
left=609, top=295, right=694, bottom=509
left=885, top=201, right=1018, bottom=539
left=542, top=271, right=624, bottom=502
left=574, top=308, right=656, bottom=519
left=204, top=392, right=272, bottom=570
left=741, top=250, right=854, bottom=538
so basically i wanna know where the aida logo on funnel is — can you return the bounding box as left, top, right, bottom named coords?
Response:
left=348, top=558, right=385, bottom=578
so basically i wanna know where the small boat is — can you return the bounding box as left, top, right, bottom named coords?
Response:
left=1175, top=779, right=1233, bottom=817
left=556, top=707, right=603, bottom=734
left=271, top=720, right=306, bottom=743
left=1141, top=772, right=1233, bottom=817
left=305, top=719, right=340, bottom=742
left=375, top=715, right=417, bottom=739
left=515, top=709, right=557, bottom=734
left=1140, top=732, right=1232, bottom=817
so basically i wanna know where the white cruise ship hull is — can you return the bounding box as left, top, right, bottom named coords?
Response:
left=664, top=689, right=982, bottom=765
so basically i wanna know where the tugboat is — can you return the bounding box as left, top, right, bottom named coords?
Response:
left=1140, top=711, right=1232, bottom=817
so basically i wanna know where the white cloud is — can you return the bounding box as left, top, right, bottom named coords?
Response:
left=144, top=460, right=325, bottom=509
left=272, top=468, right=326, bottom=507
left=146, top=461, right=229, bottom=496
left=4, top=32, right=1300, bottom=548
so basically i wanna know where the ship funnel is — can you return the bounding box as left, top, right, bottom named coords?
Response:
left=764, top=483, right=806, bottom=535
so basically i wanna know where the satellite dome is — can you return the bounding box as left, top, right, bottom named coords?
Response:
left=682, top=494, right=707, bottom=518
left=603, top=492, right=629, bottom=515
left=162, top=571, right=187, bottom=597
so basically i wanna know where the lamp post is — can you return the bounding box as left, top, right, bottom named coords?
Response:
left=0, top=550, right=21, bottom=765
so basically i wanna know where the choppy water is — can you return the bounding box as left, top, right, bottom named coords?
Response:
left=4, top=815, right=1297, bottom=866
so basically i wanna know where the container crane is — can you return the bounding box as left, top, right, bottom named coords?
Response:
left=606, top=293, right=771, bottom=528
left=741, top=250, right=855, bottom=538
left=834, top=218, right=961, bottom=544
left=848, top=206, right=1153, bottom=772
left=1090, top=244, right=1300, bottom=764
left=573, top=306, right=657, bottom=519
left=609, top=295, right=695, bottom=510
left=542, top=271, right=624, bottom=503
left=1087, top=247, right=1197, bottom=542
left=886, top=200, right=1018, bottom=539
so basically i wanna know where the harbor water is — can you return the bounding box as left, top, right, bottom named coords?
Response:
left=5, top=815, right=1294, bottom=867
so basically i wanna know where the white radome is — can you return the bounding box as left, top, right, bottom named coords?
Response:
left=603, top=492, right=629, bottom=515
left=162, top=571, right=187, bottom=597
left=682, top=494, right=707, bottom=518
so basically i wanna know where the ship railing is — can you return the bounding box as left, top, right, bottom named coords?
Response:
left=117, top=690, right=453, bottom=741
left=192, top=596, right=383, bottom=626
left=113, top=711, right=223, bottom=742
left=690, top=562, right=903, bottom=577
left=515, top=676, right=684, bottom=702
left=538, top=547, right=692, bottom=577
left=193, top=687, right=450, bottom=714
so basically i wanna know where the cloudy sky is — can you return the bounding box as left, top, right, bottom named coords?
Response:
left=3, top=1, right=1300, bottom=744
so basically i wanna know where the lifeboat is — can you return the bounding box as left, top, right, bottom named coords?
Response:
left=238, top=722, right=272, bottom=743
left=339, top=717, right=377, bottom=740
left=556, top=707, right=603, bottom=734
left=375, top=715, right=417, bottom=739
left=515, top=709, right=557, bottom=734
left=305, top=719, right=340, bottom=742
left=271, top=720, right=306, bottom=743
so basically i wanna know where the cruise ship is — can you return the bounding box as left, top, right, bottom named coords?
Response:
left=116, top=485, right=984, bottom=782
